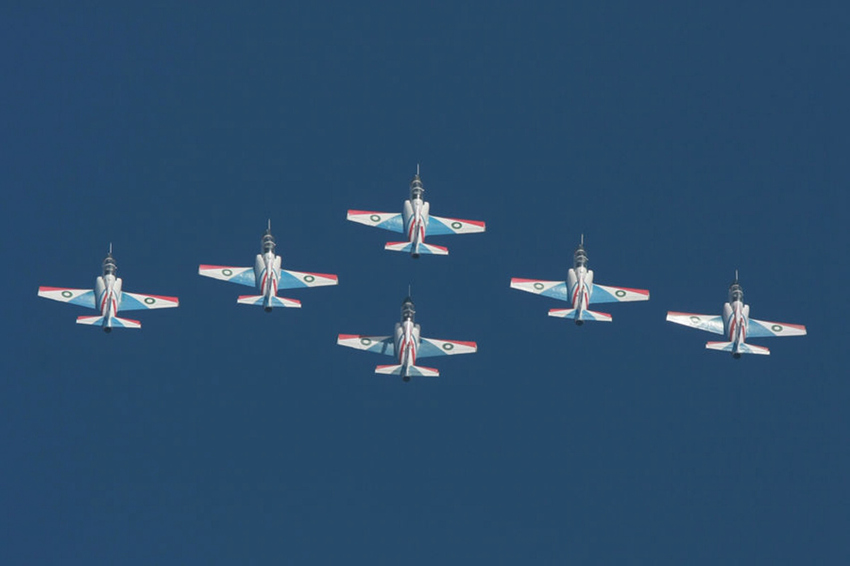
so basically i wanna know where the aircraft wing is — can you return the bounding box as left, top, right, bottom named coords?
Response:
left=510, top=278, right=569, bottom=301
left=426, top=215, right=486, bottom=236
left=590, top=284, right=650, bottom=304
left=119, top=292, right=179, bottom=311
left=666, top=312, right=725, bottom=335
left=747, top=318, right=807, bottom=338
left=278, top=269, right=339, bottom=290
left=37, top=286, right=96, bottom=309
left=346, top=210, right=404, bottom=233
left=417, top=338, right=477, bottom=358
left=198, top=265, right=256, bottom=287
left=337, top=334, right=395, bottom=356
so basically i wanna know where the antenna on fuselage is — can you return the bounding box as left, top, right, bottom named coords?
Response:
left=735, top=269, right=738, bottom=282
left=108, top=242, right=112, bottom=255
left=581, top=233, right=584, bottom=246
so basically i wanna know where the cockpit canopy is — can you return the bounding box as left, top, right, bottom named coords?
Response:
left=409, top=176, right=425, bottom=201
left=262, top=231, right=276, bottom=254
left=573, top=246, right=588, bottom=269
left=102, top=255, right=117, bottom=275
left=401, top=297, right=415, bottom=322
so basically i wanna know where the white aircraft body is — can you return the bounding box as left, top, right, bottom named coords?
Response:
left=37, top=246, right=179, bottom=332
left=346, top=167, right=485, bottom=257
left=666, top=272, right=806, bottom=357
left=199, top=222, right=338, bottom=312
left=337, top=295, right=477, bottom=381
left=510, top=237, right=649, bottom=324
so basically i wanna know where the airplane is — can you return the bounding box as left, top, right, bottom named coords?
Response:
left=337, top=294, right=477, bottom=381
left=37, top=245, right=179, bottom=332
left=198, top=221, right=338, bottom=312
left=346, top=166, right=485, bottom=257
left=510, top=236, right=649, bottom=324
left=666, top=271, right=806, bottom=357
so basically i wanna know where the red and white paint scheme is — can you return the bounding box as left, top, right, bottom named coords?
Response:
left=666, top=271, right=806, bottom=357
left=346, top=166, right=485, bottom=258
left=337, top=295, right=477, bottom=381
left=37, top=244, right=179, bottom=332
left=199, top=221, right=338, bottom=312
left=510, top=236, right=650, bottom=325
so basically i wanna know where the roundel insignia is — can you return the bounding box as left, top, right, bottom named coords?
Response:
left=303, top=275, right=315, bottom=283
left=690, top=315, right=701, bottom=323
left=61, top=290, right=73, bottom=298
left=615, top=290, right=627, bottom=298
left=360, top=338, right=372, bottom=346
left=222, top=269, right=233, bottom=276
left=144, top=297, right=156, bottom=305
left=370, top=214, right=381, bottom=223
left=442, top=342, right=454, bottom=351
left=533, top=282, right=545, bottom=290
left=771, top=324, right=783, bottom=332
left=451, top=221, right=463, bottom=229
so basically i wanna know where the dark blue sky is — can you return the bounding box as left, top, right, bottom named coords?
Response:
left=2, top=3, right=844, bottom=564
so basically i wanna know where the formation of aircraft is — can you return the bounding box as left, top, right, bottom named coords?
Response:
left=36, top=169, right=806, bottom=366
left=510, top=236, right=650, bottom=324
left=37, top=245, right=179, bottom=332
left=346, top=166, right=485, bottom=257
left=337, top=294, right=477, bottom=381
left=198, top=221, right=338, bottom=312
left=666, top=271, right=807, bottom=357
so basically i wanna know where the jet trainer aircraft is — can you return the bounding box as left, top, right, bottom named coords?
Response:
left=346, top=166, right=485, bottom=257
left=199, top=221, right=338, bottom=312
left=510, top=236, right=649, bottom=324
left=37, top=245, right=179, bottom=332
left=666, top=271, right=806, bottom=357
left=337, top=295, right=477, bottom=381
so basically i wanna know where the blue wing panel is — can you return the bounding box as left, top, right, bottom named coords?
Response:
left=589, top=284, right=617, bottom=304
left=69, top=291, right=96, bottom=309
left=542, top=283, right=569, bottom=301
left=277, top=270, right=308, bottom=290
left=425, top=217, right=454, bottom=236
left=377, top=214, right=404, bottom=233
left=417, top=340, right=446, bottom=358
left=747, top=319, right=775, bottom=338
left=119, top=294, right=146, bottom=311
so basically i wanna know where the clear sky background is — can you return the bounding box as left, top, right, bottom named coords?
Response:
left=1, top=3, right=845, bottom=564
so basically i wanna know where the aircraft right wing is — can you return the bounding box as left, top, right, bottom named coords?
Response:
left=417, top=338, right=478, bottom=358
left=747, top=318, right=807, bottom=338
left=426, top=215, right=486, bottom=236
left=337, top=335, right=396, bottom=357
left=346, top=210, right=404, bottom=233
left=37, top=286, right=96, bottom=309
left=198, top=265, right=256, bottom=287
left=665, top=312, right=725, bottom=335
left=119, top=292, right=179, bottom=311
left=509, top=278, right=569, bottom=301
left=278, top=269, right=339, bottom=290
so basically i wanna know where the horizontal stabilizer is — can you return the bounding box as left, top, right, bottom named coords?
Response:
left=76, top=315, right=141, bottom=329
left=375, top=364, right=440, bottom=378
left=384, top=242, right=449, bottom=255
left=705, top=341, right=770, bottom=355
left=237, top=295, right=301, bottom=308
left=548, top=308, right=612, bottom=322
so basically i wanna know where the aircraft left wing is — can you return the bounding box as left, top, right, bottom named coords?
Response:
left=346, top=210, right=404, bottom=233
left=119, top=292, right=179, bottom=311
left=426, top=215, right=486, bottom=236
left=417, top=338, right=478, bottom=358
left=747, top=318, right=807, bottom=338
left=666, top=312, right=725, bottom=335
left=278, top=269, right=339, bottom=290
left=590, top=284, right=650, bottom=304
left=37, top=287, right=96, bottom=309
left=198, top=265, right=256, bottom=287
left=337, top=335, right=395, bottom=356
left=510, top=278, right=569, bottom=301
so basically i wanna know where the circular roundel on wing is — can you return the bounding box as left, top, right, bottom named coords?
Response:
left=303, top=275, right=315, bottom=283
left=442, top=342, right=454, bottom=351
left=222, top=269, right=233, bottom=276
left=370, top=214, right=381, bottom=223
left=771, top=324, right=783, bottom=332
left=61, top=290, right=73, bottom=298
left=451, top=221, right=463, bottom=229
left=533, top=282, right=545, bottom=290
left=690, top=315, right=701, bottom=323
left=360, top=338, right=372, bottom=346
left=144, top=297, right=156, bottom=305
left=615, top=290, right=627, bottom=297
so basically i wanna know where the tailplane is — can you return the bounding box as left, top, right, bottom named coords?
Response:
left=76, top=315, right=141, bottom=329
left=705, top=341, right=770, bottom=356
left=548, top=308, right=612, bottom=322
left=384, top=242, right=449, bottom=256
left=237, top=295, right=302, bottom=308
left=375, top=364, right=440, bottom=378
